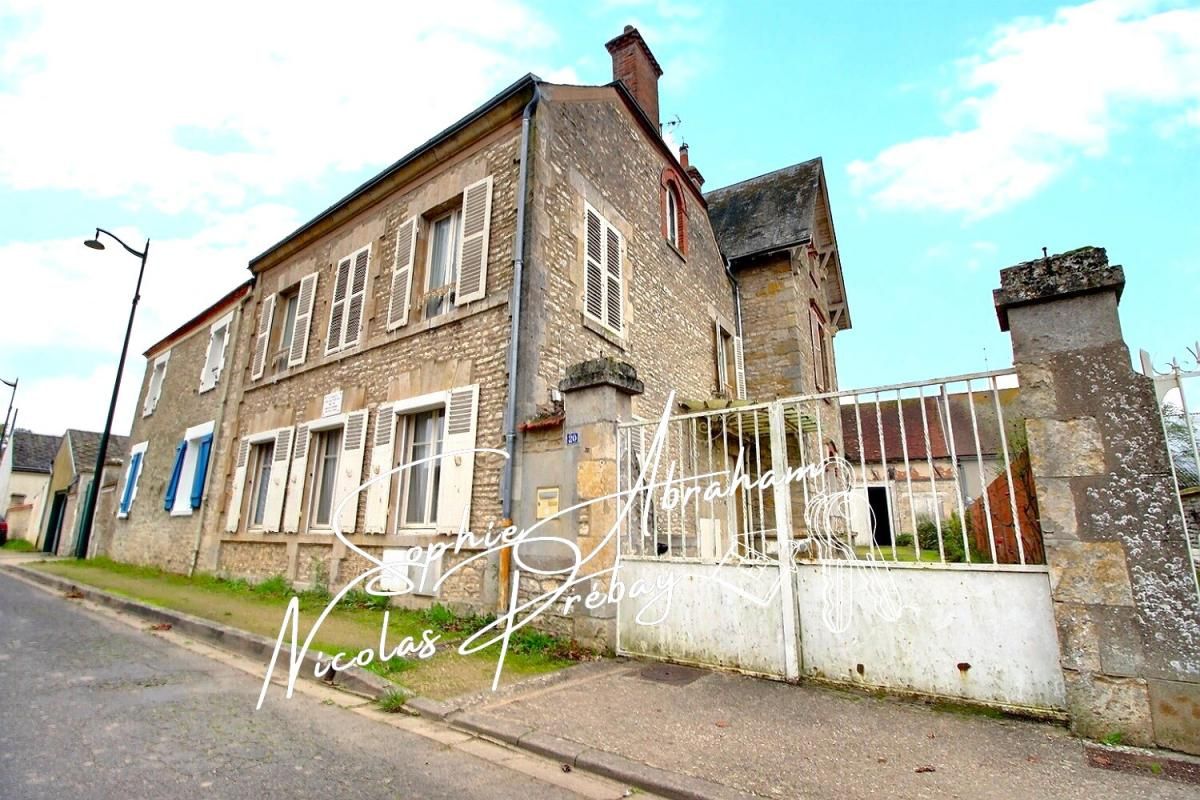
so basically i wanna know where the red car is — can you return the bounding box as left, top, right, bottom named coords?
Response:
left=0, top=515, right=7, bottom=546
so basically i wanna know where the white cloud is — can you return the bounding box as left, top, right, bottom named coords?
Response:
left=849, top=0, right=1200, bottom=217
left=0, top=0, right=560, bottom=214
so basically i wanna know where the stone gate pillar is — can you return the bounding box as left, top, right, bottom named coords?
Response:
left=995, top=246, right=1200, bottom=753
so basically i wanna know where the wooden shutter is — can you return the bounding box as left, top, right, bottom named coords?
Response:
left=387, top=218, right=418, bottom=330
left=282, top=425, right=309, bottom=533
left=262, top=427, right=293, bottom=532
left=364, top=405, right=396, bottom=533
left=335, top=410, right=368, bottom=533
left=343, top=246, right=370, bottom=347
left=455, top=176, right=493, bottom=305
left=326, top=256, right=352, bottom=354
left=251, top=295, right=276, bottom=380
left=164, top=441, right=187, bottom=511
left=225, top=438, right=250, bottom=532
left=733, top=334, right=747, bottom=400
left=288, top=272, right=319, bottom=367
left=604, top=223, right=623, bottom=331
left=584, top=207, right=604, bottom=322
left=436, top=385, right=479, bottom=533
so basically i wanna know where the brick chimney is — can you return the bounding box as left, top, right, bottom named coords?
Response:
left=605, top=25, right=663, bottom=130
left=679, top=143, right=704, bottom=189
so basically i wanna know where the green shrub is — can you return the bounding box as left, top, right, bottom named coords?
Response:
left=2, top=539, right=36, bottom=552
left=915, top=513, right=975, bottom=563
left=377, top=689, right=410, bottom=713
left=252, top=574, right=291, bottom=597
left=894, top=533, right=914, bottom=548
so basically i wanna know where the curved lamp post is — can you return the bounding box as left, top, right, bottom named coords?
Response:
left=75, top=228, right=150, bottom=559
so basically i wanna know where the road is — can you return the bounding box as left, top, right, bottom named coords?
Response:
left=0, top=569, right=610, bottom=800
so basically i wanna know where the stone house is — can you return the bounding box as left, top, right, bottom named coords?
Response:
left=103, top=281, right=254, bottom=573
left=0, top=430, right=61, bottom=542
left=37, top=429, right=127, bottom=556
left=151, top=26, right=853, bottom=643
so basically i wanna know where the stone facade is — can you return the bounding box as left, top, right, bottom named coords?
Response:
left=105, top=282, right=252, bottom=573
left=996, top=245, right=1200, bottom=755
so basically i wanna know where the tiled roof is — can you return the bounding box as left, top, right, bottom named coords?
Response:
left=841, top=389, right=1017, bottom=464
left=67, top=429, right=131, bottom=474
left=7, top=431, right=61, bottom=474
left=705, top=158, right=823, bottom=262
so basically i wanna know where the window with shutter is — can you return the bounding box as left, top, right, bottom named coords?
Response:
left=733, top=335, right=747, bottom=400
left=251, top=295, right=276, bottom=380
left=143, top=353, right=170, bottom=416
left=455, top=175, right=492, bottom=305
left=435, top=385, right=479, bottom=533
left=334, top=410, right=368, bottom=533
left=118, top=442, right=149, bottom=518
left=387, top=218, right=418, bottom=330
left=200, top=312, right=233, bottom=392
left=325, top=255, right=352, bottom=354
left=168, top=422, right=215, bottom=517
left=343, top=246, right=370, bottom=347
left=286, top=271, right=319, bottom=367
left=262, top=427, right=294, bottom=532
left=282, top=425, right=310, bottom=533
left=365, top=405, right=396, bottom=533
left=582, top=204, right=624, bottom=334
left=225, top=438, right=250, bottom=532
left=810, top=304, right=829, bottom=391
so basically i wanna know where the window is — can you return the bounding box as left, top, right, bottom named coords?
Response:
left=247, top=440, right=275, bottom=528
left=583, top=205, right=624, bottom=334
left=660, top=171, right=688, bottom=256
left=666, top=185, right=681, bottom=249
left=275, top=290, right=300, bottom=372
left=713, top=321, right=746, bottom=400
left=394, top=408, right=445, bottom=530
left=810, top=304, right=831, bottom=391
left=164, top=422, right=215, bottom=516
left=326, top=246, right=370, bottom=354
left=199, top=314, right=232, bottom=392
left=424, top=209, right=461, bottom=319
left=117, top=441, right=148, bottom=518
left=143, top=353, right=169, bottom=416
left=309, top=427, right=343, bottom=529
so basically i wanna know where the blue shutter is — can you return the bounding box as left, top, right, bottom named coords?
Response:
left=164, top=441, right=187, bottom=511
left=120, top=452, right=142, bottom=514
left=190, top=434, right=213, bottom=509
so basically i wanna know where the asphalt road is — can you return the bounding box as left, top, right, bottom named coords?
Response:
left=0, top=570, right=591, bottom=800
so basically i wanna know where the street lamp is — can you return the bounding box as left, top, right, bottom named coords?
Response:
left=75, top=228, right=150, bottom=560
left=0, top=377, right=16, bottom=455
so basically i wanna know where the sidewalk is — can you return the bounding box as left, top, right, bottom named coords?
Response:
left=448, top=660, right=1195, bottom=800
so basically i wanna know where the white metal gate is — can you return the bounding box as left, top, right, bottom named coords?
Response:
left=615, top=370, right=1067, bottom=712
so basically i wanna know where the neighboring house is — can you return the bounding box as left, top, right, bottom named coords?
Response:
left=840, top=387, right=1018, bottom=546
left=0, top=430, right=61, bottom=542
left=104, top=281, right=254, bottom=573
left=129, top=27, right=852, bottom=641
left=38, top=429, right=129, bottom=556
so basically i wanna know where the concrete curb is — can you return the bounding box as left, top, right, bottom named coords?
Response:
left=6, top=564, right=393, bottom=700
left=1083, top=742, right=1200, bottom=785
left=448, top=710, right=756, bottom=800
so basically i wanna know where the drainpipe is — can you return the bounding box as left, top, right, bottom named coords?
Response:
left=497, top=85, right=540, bottom=610
left=724, top=256, right=742, bottom=337
left=188, top=289, right=253, bottom=576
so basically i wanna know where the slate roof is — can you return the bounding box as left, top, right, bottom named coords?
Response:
left=66, top=429, right=131, bottom=474
left=704, top=158, right=823, bottom=262
left=840, top=389, right=1019, bottom=464
left=7, top=431, right=61, bottom=474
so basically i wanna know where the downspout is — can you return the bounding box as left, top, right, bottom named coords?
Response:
left=725, top=256, right=742, bottom=337
left=500, top=84, right=540, bottom=520
left=188, top=289, right=253, bottom=576
left=497, top=84, right=540, bottom=612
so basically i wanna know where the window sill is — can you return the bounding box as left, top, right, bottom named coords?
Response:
left=169, top=507, right=194, bottom=518
left=581, top=313, right=627, bottom=351
left=666, top=240, right=686, bottom=263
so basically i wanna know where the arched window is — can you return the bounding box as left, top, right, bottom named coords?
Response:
left=666, top=185, right=680, bottom=248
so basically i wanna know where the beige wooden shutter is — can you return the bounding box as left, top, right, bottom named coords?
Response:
left=251, top=295, right=276, bottom=380
left=225, top=438, right=250, bottom=532
left=282, top=424, right=310, bottom=533
left=287, top=272, right=319, bottom=367
left=326, top=256, right=352, bottom=354
left=455, top=176, right=493, bottom=305
left=733, top=335, right=747, bottom=400
left=335, top=410, right=368, bottom=533
left=387, top=218, right=418, bottom=330
left=584, top=207, right=604, bottom=322
left=604, top=223, right=623, bottom=331
left=262, top=427, right=294, bottom=532
left=436, top=385, right=479, bottom=533
left=343, top=246, right=370, bottom=347
left=364, top=405, right=395, bottom=533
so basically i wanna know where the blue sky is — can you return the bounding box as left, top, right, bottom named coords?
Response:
left=2, top=0, right=1198, bottom=435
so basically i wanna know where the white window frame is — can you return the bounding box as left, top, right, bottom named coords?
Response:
left=306, top=424, right=344, bottom=531
left=582, top=203, right=625, bottom=335
left=326, top=244, right=371, bottom=355
left=423, top=208, right=462, bottom=320
left=118, top=441, right=149, bottom=518
left=666, top=185, right=680, bottom=248
left=244, top=434, right=277, bottom=531
left=199, top=313, right=233, bottom=394
left=386, top=390, right=448, bottom=535
left=143, top=352, right=170, bottom=416
left=393, top=406, right=446, bottom=532
left=170, top=420, right=215, bottom=517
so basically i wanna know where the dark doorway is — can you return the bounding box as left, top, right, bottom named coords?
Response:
left=867, top=486, right=892, bottom=546
left=43, top=492, right=67, bottom=554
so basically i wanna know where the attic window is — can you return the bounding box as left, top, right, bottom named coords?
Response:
left=660, top=170, right=688, bottom=257
left=666, top=185, right=680, bottom=248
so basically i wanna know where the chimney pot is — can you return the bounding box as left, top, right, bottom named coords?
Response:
left=679, top=143, right=690, bottom=169
left=605, top=25, right=663, bottom=130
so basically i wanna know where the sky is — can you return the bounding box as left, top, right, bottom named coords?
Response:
left=1, top=0, right=1198, bottom=437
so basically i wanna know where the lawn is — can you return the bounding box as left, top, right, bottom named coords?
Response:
left=29, top=558, right=578, bottom=700
left=852, top=544, right=945, bottom=563
left=2, top=539, right=38, bottom=551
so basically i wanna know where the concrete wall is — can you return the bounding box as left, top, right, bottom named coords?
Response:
left=6, top=470, right=50, bottom=542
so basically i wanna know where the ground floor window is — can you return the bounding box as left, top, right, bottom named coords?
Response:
left=309, top=427, right=343, bottom=529
left=395, top=408, right=444, bottom=530
left=247, top=441, right=275, bottom=528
